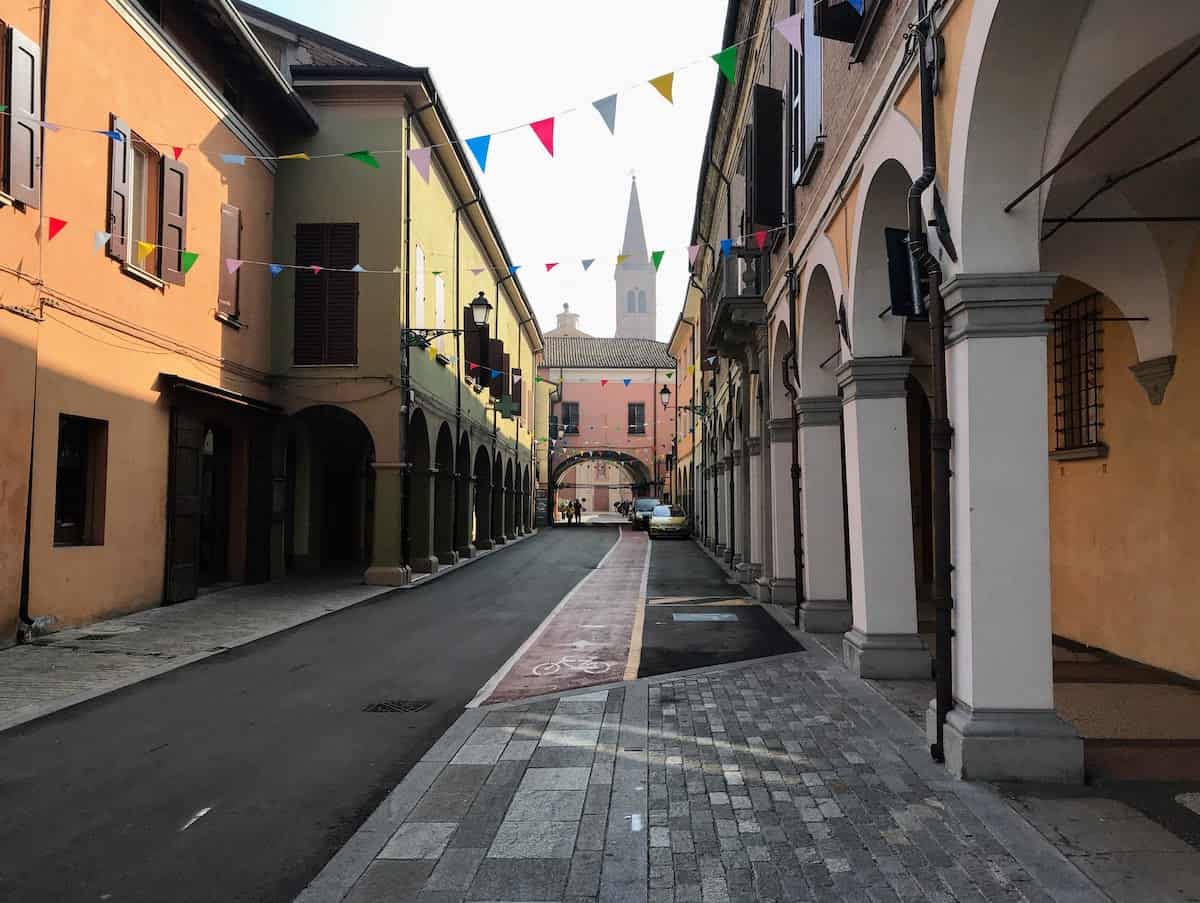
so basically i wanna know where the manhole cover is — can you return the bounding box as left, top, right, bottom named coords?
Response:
left=672, top=612, right=739, bottom=622
left=363, top=700, right=431, bottom=713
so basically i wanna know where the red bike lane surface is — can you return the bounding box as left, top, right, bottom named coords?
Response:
left=474, top=529, right=648, bottom=705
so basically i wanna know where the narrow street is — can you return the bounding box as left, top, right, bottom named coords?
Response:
left=0, top=529, right=616, bottom=903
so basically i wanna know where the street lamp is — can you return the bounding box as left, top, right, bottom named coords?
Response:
left=469, top=290, right=493, bottom=328
left=659, top=384, right=671, bottom=409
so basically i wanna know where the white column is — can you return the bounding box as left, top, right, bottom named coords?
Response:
left=748, top=436, right=764, bottom=586
left=837, top=357, right=929, bottom=678
left=795, top=397, right=851, bottom=633
left=767, top=418, right=796, bottom=603
left=934, top=274, right=1082, bottom=782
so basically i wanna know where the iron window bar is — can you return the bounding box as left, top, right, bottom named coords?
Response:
left=1052, top=294, right=1104, bottom=453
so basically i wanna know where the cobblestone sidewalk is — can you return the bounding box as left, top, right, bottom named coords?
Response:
left=303, top=647, right=1106, bottom=902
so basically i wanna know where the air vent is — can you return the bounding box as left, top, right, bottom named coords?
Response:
left=363, top=700, right=431, bottom=713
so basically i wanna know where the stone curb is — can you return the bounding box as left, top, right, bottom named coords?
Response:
left=0, top=530, right=539, bottom=736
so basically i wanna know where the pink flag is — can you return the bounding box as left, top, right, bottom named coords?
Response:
left=407, top=147, right=433, bottom=183
left=545, top=262, right=558, bottom=272
left=688, top=244, right=701, bottom=265
left=775, top=13, right=804, bottom=53
left=309, top=265, right=322, bottom=275
left=754, top=230, right=768, bottom=250
left=225, top=258, right=243, bottom=274
left=600, top=379, right=608, bottom=387
left=530, top=117, right=555, bottom=156
left=469, top=267, right=485, bottom=276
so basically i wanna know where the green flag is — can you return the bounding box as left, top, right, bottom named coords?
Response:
left=712, top=46, right=738, bottom=85
left=345, top=149, right=380, bottom=169
left=180, top=251, right=199, bottom=274
left=651, top=250, right=665, bottom=271
left=665, top=371, right=673, bottom=379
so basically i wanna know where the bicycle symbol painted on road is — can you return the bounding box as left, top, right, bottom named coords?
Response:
left=531, top=655, right=612, bottom=677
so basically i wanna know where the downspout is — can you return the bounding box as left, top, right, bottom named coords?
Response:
left=402, top=94, right=436, bottom=567
left=907, top=0, right=954, bottom=763
left=652, top=367, right=658, bottom=496
left=708, top=155, right=734, bottom=244
left=782, top=256, right=806, bottom=627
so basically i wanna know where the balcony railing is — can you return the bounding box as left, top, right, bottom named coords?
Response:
left=705, top=246, right=769, bottom=356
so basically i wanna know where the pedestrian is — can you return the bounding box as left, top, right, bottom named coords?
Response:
left=573, top=498, right=582, bottom=524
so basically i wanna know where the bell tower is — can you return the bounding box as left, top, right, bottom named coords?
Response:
left=614, top=176, right=655, bottom=339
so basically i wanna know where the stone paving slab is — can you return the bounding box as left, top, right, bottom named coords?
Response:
left=313, top=642, right=1113, bottom=903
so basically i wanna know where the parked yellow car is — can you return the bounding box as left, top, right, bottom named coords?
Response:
left=648, top=504, right=689, bottom=539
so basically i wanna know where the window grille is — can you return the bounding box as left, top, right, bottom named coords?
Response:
left=1052, top=294, right=1104, bottom=452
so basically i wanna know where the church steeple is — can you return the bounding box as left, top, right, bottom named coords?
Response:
left=614, top=175, right=656, bottom=340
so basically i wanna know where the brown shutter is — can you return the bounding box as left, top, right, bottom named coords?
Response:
left=293, top=223, right=325, bottom=364
left=750, top=85, right=784, bottom=230
left=164, top=408, right=203, bottom=603
left=512, top=368, right=523, bottom=415
left=488, top=338, right=505, bottom=395
left=218, top=204, right=241, bottom=315
left=7, top=27, right=41, bottom=208
left=501, top=352, right=511, bottom=401
left=462, top=308, right=484, bottom=383
left=160, top=158, right=188, bottom=285
left=107, top=115, right=130, bottom=261
left=324, top=223, right=358, bottom=364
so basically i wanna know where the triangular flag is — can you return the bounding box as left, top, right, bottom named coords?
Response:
left=687, top=364, right=695, bottom=373
left=712, top=46, right=738, bottom=84
left=665, top=371, right=673, bottom=379
left=508, top=265, right=521, bottom=275
left=44, top=216, right=68, bottom=241
left=513, top=373, right=522, bottom=384
left=651, top=251, right=665, bottom=271
left=351, top=264, right=365, bottom=272
left=617, top=254, right=629, bottom=265
left=220, top=153, right=247, bottom=165
left=278, top=152, right=311, bottom=161
left=688, top=244, right=701, bottom=265
left=649, top=72, right=675, bottom=104
left=136, top=240, right=155, bottom=263
left=623, top=378, right=632, bottom=387
left=469, top=362, right=480, bottom=371
left=39, top=121, right=60, bottom=133
left=428, top=346, right=439, bottom=361
left=93, top=231, right=111, bottom=252
left=466, top=135, right=491, bottom=172
left=0, top=105, right=7, bottom=113
left=392, top=265, right=403, bottom=273
left=270, top=263, right=285, bottom=277
left=545, top=262, right=558, bottom=272
left=707, top=355, right=717, bottom=365
left=535, top=376, right=543, bottom=383
left=181, top=251, right=199, bottom=274
left=431, top=270, right=442, bottom=276
left=530, top=117, right=555, bottom=156
left=754, top=230, right=768, bottom=250
left=99, top=129, right=124, bottom=142
left=848, top=0, right=864, bottom=10
left=226, top=258, right=243, bottom=274
left=490, top=369, right=501, bottom=379
left=172, top=147, right=183, bottom=160
left=600, top=379, right=608, bottom=387
left=407, top=146, right=432, bottom=183
left=345, top=150, right=380, bottom=169
left=720, top=239, right=733, bottom=256
left=581, top=259, right=595, bottom=271
left=593, top=94, right=618, bottom=134
left=775, top=13, right=804, bottom=53
left=470, top=267, right=485, bottom=276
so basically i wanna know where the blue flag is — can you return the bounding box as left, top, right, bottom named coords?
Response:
left=270, top=264, right=285, bottom=277
left=623, top=378, right=632, bottom=387
left=720, top=239, right=733, bottom=256
left=466, top=134, right=491, bottom=172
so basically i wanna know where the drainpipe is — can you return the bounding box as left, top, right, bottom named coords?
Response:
left=707, top=155, right=734, bottom=244
left=782, top=256, right=806, bottom=627
left=907, top=0, right=954, bottom=763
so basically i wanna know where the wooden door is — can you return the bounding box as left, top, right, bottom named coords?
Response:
left=164, top=409, right=204, bottom=603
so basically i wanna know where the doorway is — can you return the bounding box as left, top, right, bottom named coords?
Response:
left=198, top=423, right=233, bottom=587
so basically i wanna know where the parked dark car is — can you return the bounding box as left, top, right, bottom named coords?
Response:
left=630, top=497, right=661, bottom=531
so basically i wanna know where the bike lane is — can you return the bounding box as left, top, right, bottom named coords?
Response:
left=470, top=527, right=648, bottom=705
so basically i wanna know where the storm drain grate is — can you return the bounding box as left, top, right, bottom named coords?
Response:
left=363, top=700, right=432, bottom=713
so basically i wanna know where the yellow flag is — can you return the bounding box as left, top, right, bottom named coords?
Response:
left=649, top=72, right=675, bottom=104
left=617, top=254, right=629, bottom=265
left=687, top=364, right=695, bottom=374
left=136, top=241, right=155, bottom=264
left=278, top=152, right=311, bottom=161
left=427, top=345, right=438, bottom=360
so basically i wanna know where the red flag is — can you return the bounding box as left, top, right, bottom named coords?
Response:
left=172, top=146, right=183, bottom=161
left=530, top=117, right=555, bottom=156
left=309, top=265, right=322, bottom=274
left=469, top=362, right=480, bottom=371
left=754, top=229, right=768, bottom=250
left=47, top=217, right=68, bottom=241
left=600, top=379, right=608, bottom=387
left=545, top=262, right=558, bottom=272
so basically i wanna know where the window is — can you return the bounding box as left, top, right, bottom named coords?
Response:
left=790, top=0, right=824, bottom=185
left=294, top=222, right=359, bottom=365
left=435, top=274, right=447, bottom=354
left=54, top=415, right=108, bottom=546
left=637, top=290, right=647, bottom=313
left=562, top=401, right=580, bottom=434
left=628, top=402, right=646, bottom=435
left=218, top=204, right=241, bottom=322
left=106, top=115, right=189, bottom=284
left=2, top=23, right=43, bottom=207
left=413, top=245, right=426, bottom=330
left=1052, top=294, right=1105, bottom=455
left=626, top=290, right=636, bottom=313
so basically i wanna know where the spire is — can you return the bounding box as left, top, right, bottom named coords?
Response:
left=620, top=176, right=648, bottom=263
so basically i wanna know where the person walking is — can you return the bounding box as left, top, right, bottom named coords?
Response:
left=573, top=499, right=582, bottom=524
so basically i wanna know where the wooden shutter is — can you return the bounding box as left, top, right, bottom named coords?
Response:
left=501, top=352, right=511, bottom=401
left=107, top=115, right=130, bottom=261
left=7, top=27, right=41, bottom=207
left=750, top=85, right=783, bottom=230
left=324, top=223, right=358, bottom=364
left=293, top=223, right=325, bottom=364
left=218, top=204, right=241, bottom=315
left=160, top=158, right=188, bottom=285
left=164, top=408, right=203, bottom=603
left=511, top=368, right=523, bottom=415
left=462, top=307, right=484, bottom=382
left=489, top=339, right=505, bottom=396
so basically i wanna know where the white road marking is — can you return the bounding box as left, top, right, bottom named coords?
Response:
left=627, top=813, right=644, bottom=832
left=467, top=527, right=624, bottom=708
left=180, top=807, right=211, bottom=831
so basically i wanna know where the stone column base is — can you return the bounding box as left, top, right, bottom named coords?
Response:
left=927, top=702, right=1084, bottom=783
left=493, top=535, right=507, bottom=546
left=714, top=543, right=726, bottom=557
left=457, top=544, right=477, bottom=560
left=768, top=577, right=796, bottom=604
left=753, top=577, right=772, bottom=602
left=437, top=551, right=460, bottom=567
left=363, top=565, right=411, bottom=586
left=411, top=556, right=440, bottom=574
left=474, top=539, right=494, bottom=551
left=747, top=562, right=763, bottom=582
left=800, top=599, right=851, bottom=634
left=843, top=628, right=930, bottom=679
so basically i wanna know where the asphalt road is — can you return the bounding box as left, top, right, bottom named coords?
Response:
left=0, top=527, right=618, bottom=903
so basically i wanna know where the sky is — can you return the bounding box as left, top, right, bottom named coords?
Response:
left=251, top=0, right=728, bottom=342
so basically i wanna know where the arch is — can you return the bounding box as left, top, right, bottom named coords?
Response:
left=472, top=445, right=492, bottom=549
left=626, top=289, right=637, bottom=312
left=521, top=465, right=532, bottom=531
left=849, top=158, right=915, bottom=358
left=551, top=449, right=651, bottom=490
left=407, top=408, right=435, bottom=570
left=770, top=321, right=794, bottom=419
left=491, top=451, right=505, bottom=542
left=504, top=458, right=516, bottom=537
left=454, top=432, right=472, bottom=555
left=637, top=289, right=647, bottom=313
left=799, top=265, right=841, bottom=396
left=433, top=422, right=455, bottom=564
